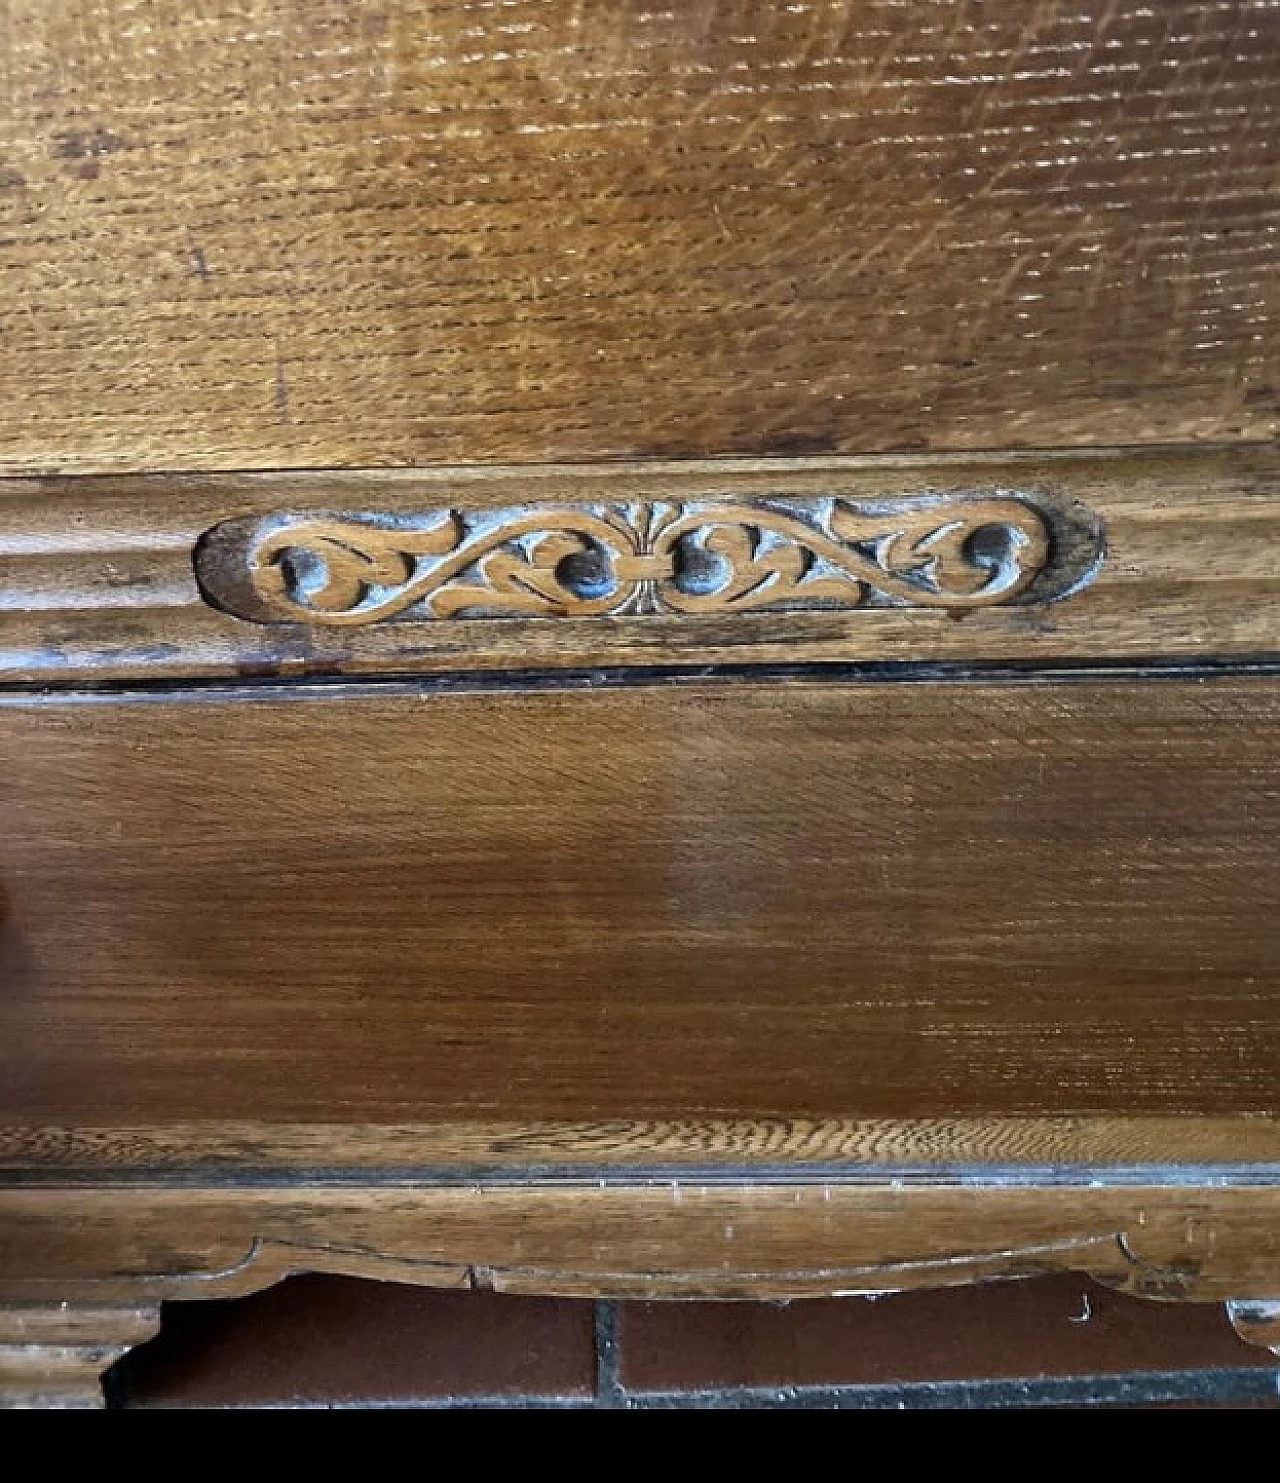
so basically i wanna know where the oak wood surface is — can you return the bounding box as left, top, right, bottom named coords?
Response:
left=4, top=1, right=1279, bottom=1387
left=6, top=1116, right=1280, bottom=1174
left=2, top=1, right=1277, bottom=474
left=2, top=445, right=1278, bottom=685
left=2, top=675, right=1276, bottom=1127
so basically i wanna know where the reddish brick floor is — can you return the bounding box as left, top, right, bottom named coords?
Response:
left=615, top=1276, right=1273, bottom=1391
left=107, top=1274, right=1280, bottom=1409
left=113, top=1280, right=595, bottom=1408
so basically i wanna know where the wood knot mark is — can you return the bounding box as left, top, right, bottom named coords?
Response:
left=53, top=126, right=125, bottom=180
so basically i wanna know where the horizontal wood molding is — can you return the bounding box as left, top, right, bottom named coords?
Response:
left=4, top=1183, right=1280, bottom=1309
left=1, top=446, right=1277, bottom=684
left=3, top=1118, right=1280, bottom=1176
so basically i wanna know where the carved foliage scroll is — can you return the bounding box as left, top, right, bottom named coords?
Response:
left=194, top=491, right=1104, bottom=627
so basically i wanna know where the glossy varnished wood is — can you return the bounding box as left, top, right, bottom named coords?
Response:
left=1, top=445, right=1277, bottom=685
left=3, top=0, right=1279, bottom=1404
left=1, top=676, right=1276, bottom=1126
left=2, top=1, right=1277, bottom=473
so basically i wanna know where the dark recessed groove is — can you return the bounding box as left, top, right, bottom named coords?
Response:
left=6, top=1161, right=1280, bottom=1190
left=3, top=653, right=1280, bottom=704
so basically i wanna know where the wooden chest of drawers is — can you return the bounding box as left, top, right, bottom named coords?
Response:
left=2, top=0, right=1278, bottom=1404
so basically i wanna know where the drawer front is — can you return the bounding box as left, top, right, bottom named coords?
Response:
left=3, top=676, right=1276, bottom=1133
left=4, top=1, right=1280, bottom=1390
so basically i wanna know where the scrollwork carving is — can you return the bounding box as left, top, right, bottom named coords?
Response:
left=194, top=490, right=1102, bottom=626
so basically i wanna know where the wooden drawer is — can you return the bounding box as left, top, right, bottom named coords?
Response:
left=2, top=0, right=1278, bottom=1407
left=3, top=668, right=1280, bottom=1357
left=2, top=676, right=1278, bottom=1127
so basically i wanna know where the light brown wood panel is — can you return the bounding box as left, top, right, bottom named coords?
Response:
left=2, top=445, right=1277, bottom=684
left=2, top=1, right=1277, bottom=473
left=1, top=676, right=1276, bottom=1126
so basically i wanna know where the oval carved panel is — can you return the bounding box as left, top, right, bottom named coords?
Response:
left=194, top=490, right=1104, bottom=627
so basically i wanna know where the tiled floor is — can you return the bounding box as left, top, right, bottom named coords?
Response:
left=106, top=1274, right=1280, bottom=1409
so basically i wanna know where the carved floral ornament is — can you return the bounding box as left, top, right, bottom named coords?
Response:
left=193, top=491, right=1104, bottom=626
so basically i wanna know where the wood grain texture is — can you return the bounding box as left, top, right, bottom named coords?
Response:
left=2, top=676, right=1276, bottom=1126
left=2, top=1, right=1277, bottom=473
left=5, top=1183, right=1280, bottom=1307
left=3, top=445, right=1278, bottom=684
left=6, top=1117, right=1280, bottom=1174
left=4, top=0, right=1278, bottom=1392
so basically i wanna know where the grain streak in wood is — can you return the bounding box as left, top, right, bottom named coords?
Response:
left=1, top=678, right=1275, bottom=1124
left=5, top=1116, right=1280, bottom=1174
